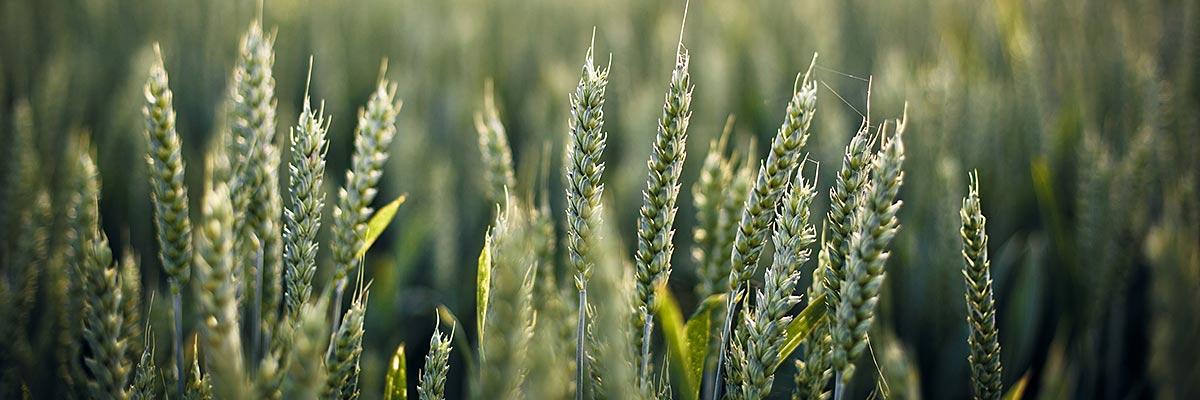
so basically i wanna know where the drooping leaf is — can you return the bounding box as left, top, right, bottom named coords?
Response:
left=383, top=343, right=407, bottom=400
left=773, top=294, right=827, bottom=370
left=358, top=194, right=408, bottom=259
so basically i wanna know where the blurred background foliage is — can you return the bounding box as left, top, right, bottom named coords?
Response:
left=0, top=0, right=1196, bottom=398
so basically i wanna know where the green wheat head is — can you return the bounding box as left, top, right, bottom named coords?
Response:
left=418, top=321, right=453, bottom=400
left=831, top=114, right=906, bottom=384
left=960, top=172, right=1002, bottom=400
left=142, top=45, right=193, bottom=293
left=284, top=91, right=331, bottom=321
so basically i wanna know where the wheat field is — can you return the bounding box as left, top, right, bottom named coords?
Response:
left=0, top=0, right=1196, bottom=399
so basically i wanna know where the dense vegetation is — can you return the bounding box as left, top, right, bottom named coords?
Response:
left=0, top=0, right=1195, bottom=399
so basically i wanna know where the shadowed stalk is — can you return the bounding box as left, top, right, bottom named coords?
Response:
left=142, top=46, right=194, bottom=398
left=562, top=36, right=610, bottom=399
left=715, top=56, right=818, bottom=399
left=961, top=172, right=1003, bottom=400
left=633, top=42, right=693, bottom=386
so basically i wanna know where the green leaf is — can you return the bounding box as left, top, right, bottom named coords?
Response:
left=773, top=294, right=828, bottom=370
left=654, top=283, right=725, bottom=400
left=1002, top=371, right=1030, bottom=400
left=383, top=343, right=407, bottom=400
left=358, top=194, right=408, bottom=259
left=476, top=235, right=493, bottom=346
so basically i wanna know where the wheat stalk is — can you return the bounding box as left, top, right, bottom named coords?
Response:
left=831, top=113, right=906, bottom=394
left=475, top=80, right=517, bottom=203
left=480, top=198, right=537, bottom=398
left=331, top=73, right=401, bottom=306
left=418, top=320, right=453, bottom=400
left=562, top=36, right=610, bottom=399
left=284, top=297, right=330, bottom=400
left=729, top=164, right=818, bottom=399
left=284, top=76, right=332, bottom=322
left=194, top=181, right=252, bottom=400
left=325, top=287, right=369, bottom=400
left=716, top=56, right=818, bottom=398
left=633, top=43, right=693, bottom=384
left=794, top=240, right=834, bottom=400
left=78, top=151, right=133, bottom=400
left=691, top=131, right=735, bottom=299
left=960, top=172, right=1003, bottom=400
left=820, top=121, right=874, bottom=311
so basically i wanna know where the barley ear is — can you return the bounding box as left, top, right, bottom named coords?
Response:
left=633, top=44, right=693, bottom=382
left=961, top=172, right=1003, bottom=400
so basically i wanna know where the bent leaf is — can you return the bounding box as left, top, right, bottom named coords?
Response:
left=383, top=343, right=407, bottom=400
left=654, top=283, right=725, bottom=400
left=436, top=305, right=478, bottom=375
left=358, top=194, right=408, bottom=259
left=773, top=294, right=827, bottom=370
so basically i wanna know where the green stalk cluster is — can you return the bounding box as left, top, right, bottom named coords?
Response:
left=633, top=45, right=693, bottom=381
left=718, top=58, right=818, bottom=393
left=729, top=167, right=818, bottom=399
left=831, top=115, right=906, bottom=385
left=960, top=172, right=1003, bottom=400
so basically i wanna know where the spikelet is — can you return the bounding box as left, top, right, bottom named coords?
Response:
left=960, top=172, right=1002, bottom=400
left=729, top=166, right=818, bottom=399
left=832, top=114, right=906, bottom=385
left=418, top=320, right=453, bottom=400
left=284, top=89, right=331, bottom=321
left=632, top=44, right=693, bottom=380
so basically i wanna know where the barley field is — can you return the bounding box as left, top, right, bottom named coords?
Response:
left=0, top=0, right=1196, bottom=399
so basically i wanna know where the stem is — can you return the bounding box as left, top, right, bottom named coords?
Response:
left=328, top=280, right=346, bottom=360
left=710, top=286, right=739, bottom=400
left=834, top=373, right=845, bottom=400
left=172, top=289, right=184, bottom=399
left=575, top=288, right=588, bottom=400
left=638, top=309, right=654, bottom=391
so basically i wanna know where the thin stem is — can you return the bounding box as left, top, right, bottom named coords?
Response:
left=638, top=309, right=654, bottom=391
left=575, top=289, right=587, bottom=400
left=710, top=287, right=740, bottom=400
left=834, top=372, right=845, bottom=400
left=328, top=281, right=346, bottom=360
left=173, top=289, right=184, bottom=399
